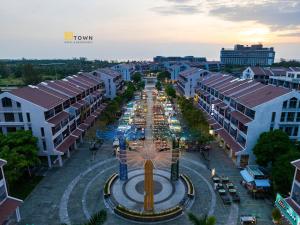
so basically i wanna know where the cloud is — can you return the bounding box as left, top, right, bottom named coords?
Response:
left=278, top=32, right=300, bottom=37
left=165, top=0, right=193, bottom=2
left=151, top=4, right=201, bottom=15
left=209, top=1, right=300, bottom=30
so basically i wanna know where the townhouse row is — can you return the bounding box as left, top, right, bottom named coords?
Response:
left=242, top=66, right=300, bottom=89
left=0, top=68, right=124, bottom=167
left=194, top=73, right=300, bottom=167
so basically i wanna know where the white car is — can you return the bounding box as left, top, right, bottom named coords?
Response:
left=240, top=215, right=256, bottom=224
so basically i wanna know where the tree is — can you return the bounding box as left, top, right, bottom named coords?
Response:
left=188, top=213, right=216, bottom=225
left=272, top=208, right=282, bottom=224
left=0, top=62, right=9, bottom=78
left=0, top=130, right=40, bottom=184
left=83, top=210, right=107, bottom=225
left=253, top=130, right=292, bottom=167
left=22, top=63, right=42, bottom=85
left=165, top=84, right=176, bottom=98
left=131, top=72, right=142, bottom=83
left=157, top=71, right=171, bottom=82
left=272, top=150, right=300, bottom=195
left=156, top=81, right=162, bottom=91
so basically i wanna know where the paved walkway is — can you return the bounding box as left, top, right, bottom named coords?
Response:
left=145, top=87, right=154, bottom=140
left=18, top=88, right=273, bottom=225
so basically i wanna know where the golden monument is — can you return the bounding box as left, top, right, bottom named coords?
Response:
left=144, top=159, right=154, bottom=211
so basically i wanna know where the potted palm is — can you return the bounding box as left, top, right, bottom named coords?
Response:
left=272, top=208, right=282, bottom=224
left=188, top=213, right=216, bottom=225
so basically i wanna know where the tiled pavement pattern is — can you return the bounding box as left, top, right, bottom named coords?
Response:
left=19, top=139, right=273, bottom=225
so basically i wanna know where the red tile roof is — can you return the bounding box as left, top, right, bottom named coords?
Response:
left=11, top=86, right=64, bottom=109
left=199, top=74, right=292, bottom=108
left=0, top=197, right=22, bottom=225
left=179, top=67, right=202, bottom=78
left=71, top=102, right=82, bottom=109
left=250, top=67, right=272, bottom=76
left=235, top=85, right=290, bottom=108
left=84, top=115, right=95, bottom=125
left=47, top=111, right=69, bottom=125
left=56, top=135, right=77, bottom=153
left=37, top=85, right=69, bottom=100
left=216, top=129, right=244, bottom=153
left=71, top=129, right=83, bottom=138
left=44, top=82, right=78, bottom=96
left=55, top=80, right=83, bottom=94
left=231, top=111, right=252, bottom=124
left=96, top=68, right=121, bottom=78
left=78, top=123, right=89, bottom=131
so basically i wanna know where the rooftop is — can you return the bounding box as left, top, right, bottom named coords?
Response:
left=198, top=74, right=292, bottom=108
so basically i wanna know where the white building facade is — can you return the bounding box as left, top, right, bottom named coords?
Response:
left=176, top=68, right=209, bottom=98
left=92, top=68, right=124, bottom=99
left=111, top=63, right=135, bottom=81
left=0, top=74, right=106, bottom=167
left=195, top=74, right=300, bottom=167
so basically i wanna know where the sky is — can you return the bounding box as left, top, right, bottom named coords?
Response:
left=0, top=0, right=299, bottom=61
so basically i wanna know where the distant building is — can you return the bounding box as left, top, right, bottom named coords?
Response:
left=0, top=159, right=22, bottom=224
left=111, top=63, right=135, bottom=81
left=183, top=61, right=224, bottom=72
left=220, top=44, right=275, bottom=66
left=241, top=67, right=273, bottom=84
left=275, top=159, right=300, bottom=225
left=176, top=68, right=209, bottom=98
left=92, top=68, right=124, bottom=99
left=165, top=63, right=189, bottom=81
left=195, top=73, right=300, bottom=167
left=153, top=56, right=206, bottom=63
left=269, top=67, right=300, bottom=90
left=0, top=74, right=106, bottom=167
left=242, top=66, right=300, bottom=89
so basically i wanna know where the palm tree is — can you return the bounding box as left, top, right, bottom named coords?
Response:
left=188, top=213, right=216, bottom=225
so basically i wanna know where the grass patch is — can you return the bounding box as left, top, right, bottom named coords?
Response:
left=0, top=76, right=24, bottom=86
left=9, top=175, right=43, bottom=200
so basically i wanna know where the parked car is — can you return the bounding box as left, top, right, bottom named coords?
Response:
left=240, top=215, right=256, bottom=224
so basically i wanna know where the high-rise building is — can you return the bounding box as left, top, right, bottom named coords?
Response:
left=220, top=44, right=275, bottom=66
left=153, top=56, right=206, bottom=63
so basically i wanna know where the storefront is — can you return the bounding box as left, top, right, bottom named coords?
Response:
left=275, top=194, right=300, bottom=225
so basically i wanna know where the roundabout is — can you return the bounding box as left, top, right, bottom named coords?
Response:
left=104, top=169, right=194, bottom=222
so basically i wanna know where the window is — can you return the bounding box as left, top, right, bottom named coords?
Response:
left=0, top=183, right=7, bottom=203
left=285, top=127, right=293, bottom=136
left=41, top=127, right=45, bottom=137
left=42, top=140, right=47, bottom=151
left=270, top=126, right=274, bottom=131
left=16, top=102, right=21, bottom=107
left=245, top=108, right=255, bottom=119
left=290, top=98, right=298, bottom=108
left=287, top=112, right=295, bottom=122
left=26, top=113, right=31, bottom=122
left=18, top=113, right=23, bottom=122
left=44, top=110, right=54, bottom=120
left=1, top=97, right=12, bottom=107
left=280, top=112, right=286, bottom=122
left=297, top=113, right=300, bottom=122
left=283, top=100, right=288, bottom=109
left=294, top=127, right=299, bottom=136
left=292, top=183, right=300, bottom=206
left=4, top=113, right=14, bottom=122
left=271, top=112, right=276, bottom=122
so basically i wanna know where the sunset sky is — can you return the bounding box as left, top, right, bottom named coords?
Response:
left=0, top=0, right=299, bottom=61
